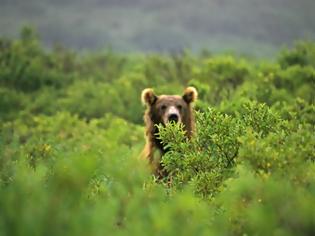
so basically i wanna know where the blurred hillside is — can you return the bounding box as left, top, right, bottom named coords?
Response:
left=0, top=0, right=315, bottom=56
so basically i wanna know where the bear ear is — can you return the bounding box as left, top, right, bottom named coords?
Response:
left=141, top=88, right=158, bottom=106
left=182, top=86, right=198, bottom=104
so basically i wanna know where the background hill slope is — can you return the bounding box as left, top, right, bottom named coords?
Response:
left=1, top=0, right=315, bottom=56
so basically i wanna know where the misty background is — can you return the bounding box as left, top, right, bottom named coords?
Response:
left=1, top=0, right=314, bottom=57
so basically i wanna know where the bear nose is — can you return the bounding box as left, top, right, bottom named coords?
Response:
left=168, top=114, right=179, bottom=123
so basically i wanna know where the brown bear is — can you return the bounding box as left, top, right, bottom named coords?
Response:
left=141, top=87, right=198, bottom=177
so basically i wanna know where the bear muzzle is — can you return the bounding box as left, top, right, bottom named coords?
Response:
left=168, top=114, right=179, bottom=123
left=163, top=106, right=181, bottom=124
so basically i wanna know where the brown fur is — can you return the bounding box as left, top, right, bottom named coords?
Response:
left=141, top=87, right=198, bottom=177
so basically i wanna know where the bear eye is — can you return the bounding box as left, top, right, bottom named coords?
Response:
left=177, top=105, right=182, bottom=110
left=161, top=105, right=167, bottom=111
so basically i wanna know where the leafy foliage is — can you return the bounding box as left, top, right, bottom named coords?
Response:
left=0, top=29, right=314, bottom=235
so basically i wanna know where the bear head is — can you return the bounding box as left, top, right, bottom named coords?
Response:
left=141, top=87, right=198, bottom=135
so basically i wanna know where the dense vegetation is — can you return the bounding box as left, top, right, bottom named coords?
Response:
left=0, top=28, right=314, bottom=235
left=1, top=0, right=315, bottom=56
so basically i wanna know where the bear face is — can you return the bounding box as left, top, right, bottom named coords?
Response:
left=141, top=87, right=198, bottom=129
left=147, top=95, right=188, bottom=126
left=141, top=87, right=198, bottom=177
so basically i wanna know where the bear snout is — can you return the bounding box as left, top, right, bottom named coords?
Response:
left=163, top=106, right=181, bottom=124
left=168, top=114, right=179, bottom=123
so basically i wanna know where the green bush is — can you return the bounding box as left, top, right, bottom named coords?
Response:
left=0, top=27, right=75, bottom=92
left=278, top=41, right=315, bottom=68
left=157, top=101, right=314, bottom=234
left=212, top=166, right=315, bottom=236
left=158, top=108, right=242, bottom=198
